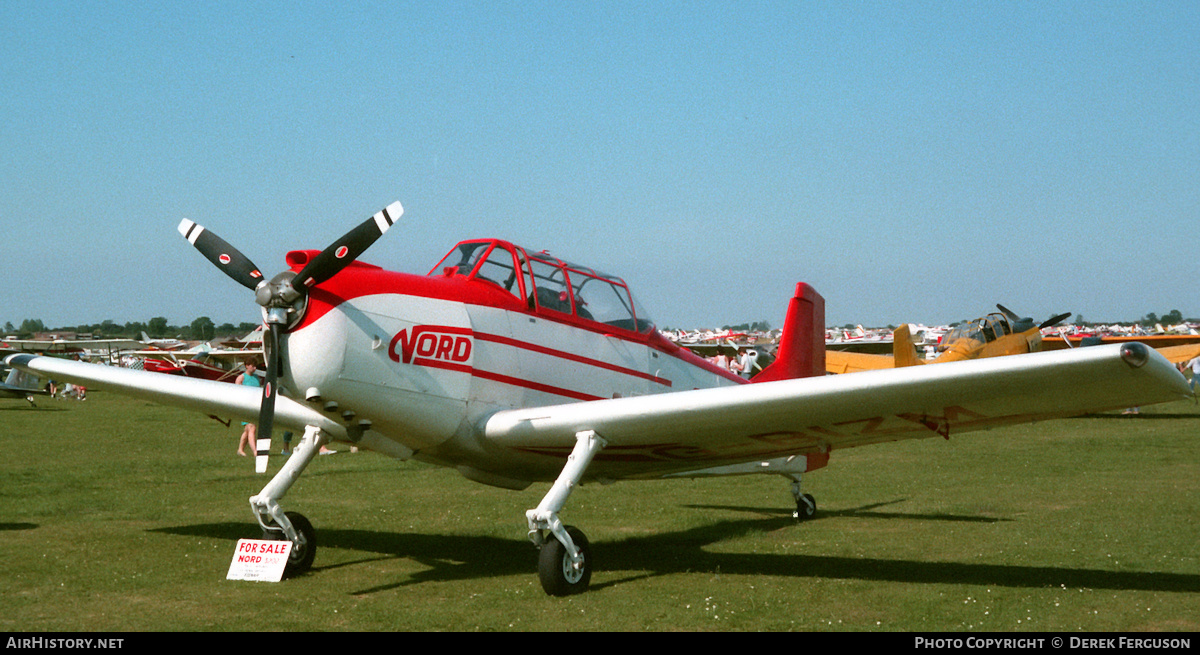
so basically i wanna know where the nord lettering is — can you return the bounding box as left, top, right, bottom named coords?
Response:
left=389, top=325, right=473, bottom=365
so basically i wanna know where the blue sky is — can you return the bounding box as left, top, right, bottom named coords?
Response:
left=3, top=1, right=1197, bottom=331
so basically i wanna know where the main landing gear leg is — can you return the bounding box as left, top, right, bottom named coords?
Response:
left=526, top=429, right=607, bottom=596
left=250, top=424, right=326, bottom=578
left=787, top=473, right=817, bottom=521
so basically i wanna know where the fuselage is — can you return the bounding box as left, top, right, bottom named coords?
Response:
left=933, top=313, right=1041, bottom=363
left=278, top=240, right=744, bottom=484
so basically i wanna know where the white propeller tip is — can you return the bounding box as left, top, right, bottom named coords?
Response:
left=373, top=201, right=403, bottom=234
left=256, top=437, right=271, bottom=473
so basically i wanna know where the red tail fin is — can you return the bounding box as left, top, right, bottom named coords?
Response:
left=754, top=283, right=825, bottom=382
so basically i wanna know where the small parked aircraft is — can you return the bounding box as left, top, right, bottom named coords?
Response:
left=139, top=332, right=189, bottom=351
left=1, top=336, right=145, bottom=358
left=135, top=341, right=264, bottom=383
left=826, top=305, right=1071, bottom=373
left=0, top=366, right=49, bottom=406
left=6, top=202, right=1191, bottom=595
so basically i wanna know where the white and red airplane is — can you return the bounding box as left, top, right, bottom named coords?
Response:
left=6, top=201, right=1192, bottom=596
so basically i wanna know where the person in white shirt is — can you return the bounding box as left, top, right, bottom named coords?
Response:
left=1183, top=355, right=1200, bottom=393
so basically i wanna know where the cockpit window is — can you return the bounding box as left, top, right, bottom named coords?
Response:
left=528, top=256, right=574, bottom=314
left=572, top=272, right=633, bottom=325
left=432, top=240, right=655, bottom=333
left=472, top=244, right=523, bottom=299
left=940, top=313, right=1009, bottom=350
left=434, top=241, right=524, bottom=302
left=437, top=241, right=488, bottom=276
left=527, top=251, right=654, bottom=332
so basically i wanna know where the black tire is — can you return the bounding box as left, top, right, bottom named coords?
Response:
left=538, top=526, right=591, bottom=596
left=794, top=494, right=817, bottom=521
left=262, top=511, right=317, bottom=578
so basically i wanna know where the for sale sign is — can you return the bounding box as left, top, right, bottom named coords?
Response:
left=226, top=539, right=292, bottom=582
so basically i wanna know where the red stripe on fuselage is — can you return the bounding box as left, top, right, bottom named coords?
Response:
left=412, top=357, right=604, bottom=402
left=474, top=332, right=671, bottom=387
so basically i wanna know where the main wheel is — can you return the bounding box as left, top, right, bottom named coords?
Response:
left=794, top=493, right=817, bottom=521
left=262, top=511, right=317, bottom=578
left=538, top=526, right=591, bottom=596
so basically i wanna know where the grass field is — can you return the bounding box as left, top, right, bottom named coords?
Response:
left=1, top=391, right=1197, bottom=631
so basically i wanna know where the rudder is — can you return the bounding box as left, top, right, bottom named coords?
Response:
left=892, top=324, right=925, bottom=367
left=754, top=283, right=825, bottom=382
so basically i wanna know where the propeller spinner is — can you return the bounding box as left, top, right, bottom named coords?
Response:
left=178, top=201, right=403, bottom=472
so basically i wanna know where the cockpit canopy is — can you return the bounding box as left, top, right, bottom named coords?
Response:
left=431, top=240, right=655, bottom=334
left=938, top=313, right=1012, bottom=351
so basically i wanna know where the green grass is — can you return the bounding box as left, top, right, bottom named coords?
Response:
left=1, top=392, right=1197, bottom=631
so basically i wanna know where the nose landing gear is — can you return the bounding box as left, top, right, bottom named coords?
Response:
left=527, top=430, right=606, bottom=596
left=250, top=425, right=327, bottom=578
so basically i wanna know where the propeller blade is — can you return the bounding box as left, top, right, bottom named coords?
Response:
left=1040, top=312, right=1072, bottom=329
left=255, top=324, right=281, bottom=474
left=996, top=304, right=1020, bottom=321
left=177, top=219, right=265, bottom=292
left=291, top=201, right=403, bottom=291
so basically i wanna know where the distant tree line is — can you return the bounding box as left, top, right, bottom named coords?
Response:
left=721, top=321, right=772, bottom=332
left=4, top=317, right=260, bottom=341
left=1074, top=309, right=1193, bottom=328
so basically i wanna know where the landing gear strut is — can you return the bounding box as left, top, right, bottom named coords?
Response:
left=250, top=424, right=327, bottom=577
left=527, top=430, right=606, bottom=596
left=788, top=473, right=817, bottom=521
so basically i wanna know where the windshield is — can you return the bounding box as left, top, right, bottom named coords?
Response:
left=940, top=313, right=1010, bottom=350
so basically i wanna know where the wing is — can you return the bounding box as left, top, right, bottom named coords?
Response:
left=825, top=349, right=895, bottom=374
left=202, top=349, right=265, bottom=358
left=3, top=354, right=345, bottom=438
left=1154, top=343, right=1200, bottom=365
left=483, top=343, right=1191, bottom=478
left=2, top=338, right=145, bottom=352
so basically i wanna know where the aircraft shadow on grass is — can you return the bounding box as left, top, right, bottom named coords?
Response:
left=152, top=508, right=1199, bottom=596
left=1080, top=413, right=1200, bottom=420
left=684, top=498, right=1009, bottom=524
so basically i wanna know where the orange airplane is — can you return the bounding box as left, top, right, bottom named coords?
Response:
left=828, top=305, right=1200, bottom=375
left=827, top=305, right=1070, bottom=373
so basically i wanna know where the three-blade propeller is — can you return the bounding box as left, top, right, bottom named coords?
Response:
left=177, top=202, right=403, bottom=472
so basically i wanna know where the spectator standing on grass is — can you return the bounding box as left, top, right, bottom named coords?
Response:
left=234, top=360, right=260, bottom=457
left=1183, top=355, right=1200, bottom=393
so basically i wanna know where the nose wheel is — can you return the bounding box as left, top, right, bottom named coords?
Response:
left=537, top=525, right=592, bottom=596
left=262, top=511, right=317, bottom=578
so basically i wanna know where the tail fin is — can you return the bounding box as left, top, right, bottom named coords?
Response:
left=892, top=324, right=925, bottom=367
left=754, top=283, right=825, bottom=382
